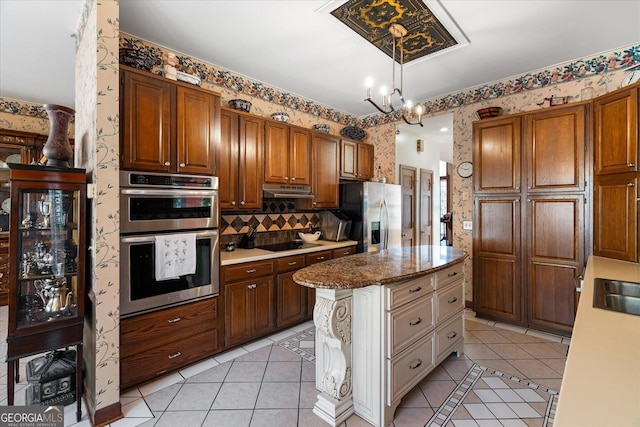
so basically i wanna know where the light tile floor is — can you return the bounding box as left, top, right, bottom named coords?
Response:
left=1, top=310, right=571, bottom=427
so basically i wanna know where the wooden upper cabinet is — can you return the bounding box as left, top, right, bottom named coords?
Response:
left=310, top=133, right=339, bottom=209
left=218, top=109, right=264, bottom=210
left=340, top=139, right=374, bottom=181
left=594, top=86, right=638, bottom=175
left=120, top=66, right=219, bottom=175
left=176, top=86, right=218, bottom=175
left=524, top=104, right=586, bottom=193
left=264, top=122, right=310, bottom=185
left=121, top=69, right=171, bottom=172
left=473, top=116, right=522, bottom=193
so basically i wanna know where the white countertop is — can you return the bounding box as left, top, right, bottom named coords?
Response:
left=555, top=256, right=640, bottom=426
left=220, top=239, right=357, bottom=266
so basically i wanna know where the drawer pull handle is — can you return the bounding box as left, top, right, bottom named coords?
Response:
left=246, top=269, right=257, bottom=273
left=447, top=331, right=457, bottom=339
left=448, top=297, right=458, bottom=304
left=409, top=286, right=422, bottom=293
left=168, top=352, right=182, bottom=359
left=248, top=284, right=257, bottom=289
left=167, top=317, right=181, bottom=324
left=447, top=272, right=458, bottom=277
left=288, top=261, right=297, bottom=266
left=409, top=359, right=422, bottom=370
left=409, top=317, right=422, bottom=326
left=316, top=257, right=325, bottom=260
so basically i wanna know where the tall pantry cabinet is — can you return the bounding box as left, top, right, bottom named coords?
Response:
left=473, top=104, right=589, bottom=335
left=593, top=85, right=638, bottom=261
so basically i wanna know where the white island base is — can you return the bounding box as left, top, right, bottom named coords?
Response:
left=311, top=262, right=465, bottom=427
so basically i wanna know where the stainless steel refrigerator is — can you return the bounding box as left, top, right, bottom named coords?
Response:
left=340, top=182, right=402, bottom=253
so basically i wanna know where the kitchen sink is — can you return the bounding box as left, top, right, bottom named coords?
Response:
left=593, top=278, right=640, bottom=316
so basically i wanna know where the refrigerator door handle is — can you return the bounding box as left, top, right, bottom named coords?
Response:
left=381, top=198, right=389, bottom=249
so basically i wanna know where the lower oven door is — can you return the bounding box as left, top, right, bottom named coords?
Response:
left=120, top=229, right=219, bottom=317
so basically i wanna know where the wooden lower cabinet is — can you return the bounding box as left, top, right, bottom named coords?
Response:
left=223, top=260, right=276, bottom=348
left=276, top=255, right=307, bottom=328
left=120, top=297, right=221, bottom=390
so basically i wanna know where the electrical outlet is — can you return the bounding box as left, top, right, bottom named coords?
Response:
left=463, top=220, right=472, bottom=230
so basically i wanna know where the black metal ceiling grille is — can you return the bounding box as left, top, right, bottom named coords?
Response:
left=331, top=0, right=457, bottom=63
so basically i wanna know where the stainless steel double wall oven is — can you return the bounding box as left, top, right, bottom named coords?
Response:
left=119, top=171, right=219, bottom=317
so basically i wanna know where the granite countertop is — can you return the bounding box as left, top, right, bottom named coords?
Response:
left=555, top=256, right=640, bottom=426
left=293, top=245, right=467, bottom=289
left=220, top=239, right=357, bottom=266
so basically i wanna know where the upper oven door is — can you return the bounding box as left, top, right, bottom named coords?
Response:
left=120, top=188, right=218, bottom=234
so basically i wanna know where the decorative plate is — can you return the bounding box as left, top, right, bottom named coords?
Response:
left=119, top=48, right=155, bottom=72
left=271, top=112, right=290, bottom=122
left=2, top=198, right=10, bottom=215
left=313, top=124, right=330, bottom=133
left=341, top=126, right=366, bottom=141
left=5, top=154, right=21, bottom=164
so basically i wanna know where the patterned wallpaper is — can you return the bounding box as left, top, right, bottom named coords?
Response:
left=1, top=11, right=639, bottom=412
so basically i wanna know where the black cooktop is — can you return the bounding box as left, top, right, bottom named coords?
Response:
left=258, top=241, right=318, bottom=252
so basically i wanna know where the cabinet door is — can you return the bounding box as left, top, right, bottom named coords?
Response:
left=311, top=134, right=339, bottom=209
left=238, top=116, right=264, bottom=209
left=526, top=195, right=584, bottom=333
left=264, top=122, right=290, bottom=184
left=473, top=116, right=522, bottom=193
left=594, top=175, right=638, bottom=262
left=251, top=277, right=275, bottom=337
left=357, top=142, right=374, bottom=181
left=224, top=280, right=252, bottom=347
left=473, top=197, right=522, bottom=322
left=176, top=86, right=218, bottom=175
left=400, top=164, right=416, bottom=247
left=289, top=127, right=311, bottom=185
left=277, top=271, right=306, bottom=327
left=219, top=110, right=239, bottom=209
left=121, top=70, right=171, bottom=172
left=594, top=87, right=638, bottom=175
left=340, top=139, right=357, bottom=179
left=524, top=105, right=586, bottom=193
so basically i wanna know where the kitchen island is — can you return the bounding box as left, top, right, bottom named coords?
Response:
left=555, top=256, right=640, bottom=426
left=293, top=245, right=467, bottom=427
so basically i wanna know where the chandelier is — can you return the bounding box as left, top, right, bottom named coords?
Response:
left=365, top=23, right=424, bottom=127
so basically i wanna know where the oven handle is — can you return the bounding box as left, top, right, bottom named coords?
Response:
left=120, top=189, right=218, bottom=197
left=120, top=229, right=218, bottom=243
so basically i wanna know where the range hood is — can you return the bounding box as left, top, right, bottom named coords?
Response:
left=263, top=183, right=314, bottom=199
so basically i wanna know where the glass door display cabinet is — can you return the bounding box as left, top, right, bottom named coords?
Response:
left=6, top=164, right=85, bottom=422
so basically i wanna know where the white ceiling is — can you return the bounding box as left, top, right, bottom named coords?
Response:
left=1, top=0, right=639, bottom=120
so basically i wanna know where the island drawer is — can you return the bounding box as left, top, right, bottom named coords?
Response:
left=276, top=255, right=306, bottom=273
left=387, top=332, right=434, bottom=404
left=120, top=297, right=218, bottom=358
left=435, top=280, right=464, bottom=324
left=223, top=260, right=274, bottom=282
left=386, top=275, right=435, bottom=310
left=121, top=328, right=219, bottom=390
left=332, top=246, right=356, bottom=259
left=435, top=314, right=464, bottom=362
left=305, top=250, right=332, bottom=265
left=387, top=294, right=434, bottom=357
left=435, top=263, right=463, bottom=289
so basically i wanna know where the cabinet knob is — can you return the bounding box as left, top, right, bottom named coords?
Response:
left=629, top=163, right=636, bottom=168
left=231, top=201, right=236, bottom=206
left=180, top=163, right=186, bottom=168
left=312, top=201, right=317, bottom=206
left=240, top=201, right=246, bottom=205
left=628, top=183, right=635, bottom=187
left=401, top=233, right=406, bottom=237
left=164, top=162, right=171, bottom=166
left=290, top=177, right=295, bottom=181
left=284, top=177, right=289, bottom=180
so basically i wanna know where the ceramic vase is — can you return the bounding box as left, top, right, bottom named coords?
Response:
left=42, top=104, right=74, bottom=168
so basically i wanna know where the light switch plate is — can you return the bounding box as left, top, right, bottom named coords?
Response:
left=463, top=220, right=472, bottom=230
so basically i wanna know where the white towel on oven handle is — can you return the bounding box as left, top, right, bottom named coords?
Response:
left=155, top=233, right=197, bottom=281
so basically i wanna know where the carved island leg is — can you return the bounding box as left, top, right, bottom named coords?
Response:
left=312, top=288, right=354, bottom=426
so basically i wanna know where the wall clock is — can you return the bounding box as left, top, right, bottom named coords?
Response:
left=457, top=161, right=473, bottom=178
left=620, top=70, right=640, bottom=88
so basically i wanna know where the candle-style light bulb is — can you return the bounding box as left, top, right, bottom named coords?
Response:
left=365, top=77, right=374, bottom=99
